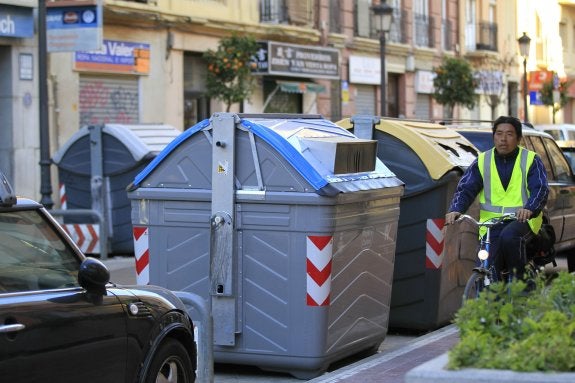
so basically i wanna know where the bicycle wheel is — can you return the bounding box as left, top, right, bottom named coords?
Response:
left=463, top=271, right=486, bottom=301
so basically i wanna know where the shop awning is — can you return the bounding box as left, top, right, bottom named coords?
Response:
left=277, top=81, right=326, bottom=94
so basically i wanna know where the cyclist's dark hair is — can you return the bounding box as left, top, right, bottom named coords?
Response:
left=492, top=116, right=522, bottom=138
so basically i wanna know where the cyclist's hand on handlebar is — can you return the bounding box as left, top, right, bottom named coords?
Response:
left=515, top=208, right=532, bottom=222
left=445, top=211, right=461, bottom=225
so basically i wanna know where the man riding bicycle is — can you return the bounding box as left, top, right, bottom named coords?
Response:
left=445, top=116, right=549, bottom=281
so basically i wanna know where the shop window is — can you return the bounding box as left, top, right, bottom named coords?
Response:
left=263, top=78, right=302, bottom=113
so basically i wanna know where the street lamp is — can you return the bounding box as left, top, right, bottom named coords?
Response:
left=517, top=32, right=531, bottom=123
left=371, top=1, right=394, bottom=117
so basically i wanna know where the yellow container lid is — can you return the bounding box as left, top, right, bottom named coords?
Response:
left=336, top=118, right=478, bottom=180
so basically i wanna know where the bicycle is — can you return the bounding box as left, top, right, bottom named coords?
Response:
left=458, top=214, right=516, bottom=300
left=459, top=213, right=557, bottom=301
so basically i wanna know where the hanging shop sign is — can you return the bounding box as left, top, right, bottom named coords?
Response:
left=0, top=4, right=34, bottom=38
left=528, top=70, right=553, bottom=91
left=75, top=39, right=150, bottom=75
left=251, top=41, right=340, bottom=80
left=46, top=0, right=102, bottom=52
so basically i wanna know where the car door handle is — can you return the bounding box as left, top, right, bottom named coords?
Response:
left=0, top=324, right=26, bottom=333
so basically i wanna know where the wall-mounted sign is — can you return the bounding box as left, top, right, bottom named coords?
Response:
left=0, top=4, right=34, bottom=38
left=475, top=70, right=504, bottom=95
left=75, top=40, right=150, bottom=75
left=251, top=41, right=340, bottom=80
left=19, top=53, right=33, bottom=80
left=250, top=42, right=269, bottom=74
left=415, top=70, right=436, bottom=94
left=349, top=56, right=380, bottom=85
left=46, top=0, right=102, bottom=52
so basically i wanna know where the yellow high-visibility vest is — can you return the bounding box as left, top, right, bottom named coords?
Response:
left=477, top=146, right=542, bottom=236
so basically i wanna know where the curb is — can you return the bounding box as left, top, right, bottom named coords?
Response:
left=309, top=325, right=459, bottom=383
left=405, top=352, right=575, bottom=383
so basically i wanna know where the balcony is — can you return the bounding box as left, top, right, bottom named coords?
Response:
left=414, top=12, right=434, bottom=48
left=388, top=9, right=408, bottom=44
left=442, top=18, right=453, bottom=51
left=260, top=0, right=288, bottom=24
left=465, top=22, right=498, bottom=52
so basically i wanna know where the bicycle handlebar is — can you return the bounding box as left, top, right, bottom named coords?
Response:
left=454, top=213, right=517, bottom=228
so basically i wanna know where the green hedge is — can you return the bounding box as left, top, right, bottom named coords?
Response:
left=448, top=271, right=575, bottom=372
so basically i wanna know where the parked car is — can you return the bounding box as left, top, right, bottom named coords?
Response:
left=533, top=124, right=575, bottom=171
left=446, top=122, right=575, bottom=272
left=0, top=171, right=197, bottom=382
left=534, top=123, right=575, bottom=141
left=555, top=140, right=575, bottom=171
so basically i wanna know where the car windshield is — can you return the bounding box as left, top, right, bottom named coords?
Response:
left=0, top=209, right=80, bottom=293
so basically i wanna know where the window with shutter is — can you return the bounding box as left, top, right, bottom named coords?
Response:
left=355, top=0, right=371, bottom=38
left=286, top=0, right=313, bottom=27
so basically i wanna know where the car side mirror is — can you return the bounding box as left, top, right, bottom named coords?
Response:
left=78, top=257, right=110, bottom=295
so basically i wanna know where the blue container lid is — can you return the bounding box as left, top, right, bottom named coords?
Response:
left=132, top=115, right=403, bottom=194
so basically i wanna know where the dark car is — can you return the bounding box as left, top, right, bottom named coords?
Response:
left=450, top=123, right=575, bottom=272
left=0, top=172, right=197, bottom=382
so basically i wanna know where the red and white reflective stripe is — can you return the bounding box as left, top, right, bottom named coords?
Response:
left=62, top=224, right=100, bottom=254
left=306, top=235, right=333, bottom=306
left=59, top=183, right=67, bottom=210
left=133, top=226, right=150, bottom=285
left=425, top=218, right=445, bottom=269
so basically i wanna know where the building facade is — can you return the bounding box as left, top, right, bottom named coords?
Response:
left=0, top=0, right=39, bottom=200
left=1, top=0, right=573, bottom=202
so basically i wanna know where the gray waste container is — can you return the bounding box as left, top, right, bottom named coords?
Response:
left=128, top=113, right=404, bottom=379
left=52, top=123, right=180, bottom=254
left=337, top=116, right=480, bottom=331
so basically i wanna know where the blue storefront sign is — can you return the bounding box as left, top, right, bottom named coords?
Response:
left=0, top=4, right=34, bottom=38
left=46, top=1, right=102, bottom=52
left=75, top=40, right=151, bottom=74
left=530, top=91, right=543, bottom=106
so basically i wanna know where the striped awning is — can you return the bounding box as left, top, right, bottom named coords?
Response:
left=277, top=81, right=326, bottom=94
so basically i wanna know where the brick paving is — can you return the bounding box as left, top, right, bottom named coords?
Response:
left=311, top=325, right=459, bottom=383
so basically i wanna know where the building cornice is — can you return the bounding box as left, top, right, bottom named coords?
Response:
left=104, top=4, right=321, bottom=44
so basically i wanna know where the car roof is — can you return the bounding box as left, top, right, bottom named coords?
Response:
left=444, top=122, right=554, bottom=138
left=556, top=140, right=575, bottom=149
left=442, top=122, right=555, bottom=152
left=534, top=124, right=575, bottom=131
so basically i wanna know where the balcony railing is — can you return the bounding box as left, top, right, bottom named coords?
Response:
left=466, top=22, right=498, bottom=52
left=389, top=9, right=408, bottom=44
left=442, top=18, right=452, bottom=51
left=476, top=22, right=497, bottom=51
left=330, top=0, right=342, bottom=33
left=414, top=12, right=434, bottom=48
left=260, top=0, right=288, bottom=24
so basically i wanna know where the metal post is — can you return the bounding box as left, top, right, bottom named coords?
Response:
left=523, top=57, right=529, bottom=123
left=209, top=113, right=238, bottom=346
left=38, top=0, right=53, bottom=208
left=380, top=32, right=387, bottom=117
left=174, top=291, right=214, bottom=383
left=88, top=125, right=110, bottom=259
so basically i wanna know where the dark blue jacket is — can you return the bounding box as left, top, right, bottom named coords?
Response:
left=448, top=147, right=549, bottom=216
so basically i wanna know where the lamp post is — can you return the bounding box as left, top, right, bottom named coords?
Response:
left=38, top=0, right=53, bottom=208
left=517, top=32, right=531, bottom=123
left=371, top=1, right=394, bottom=117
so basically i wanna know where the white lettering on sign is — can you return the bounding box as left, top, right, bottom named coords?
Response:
left=107, top=41, right=134, bottom=57
left=47, top=14, right=63, bottom=23
left=0, top=14, right=15, bottom=35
